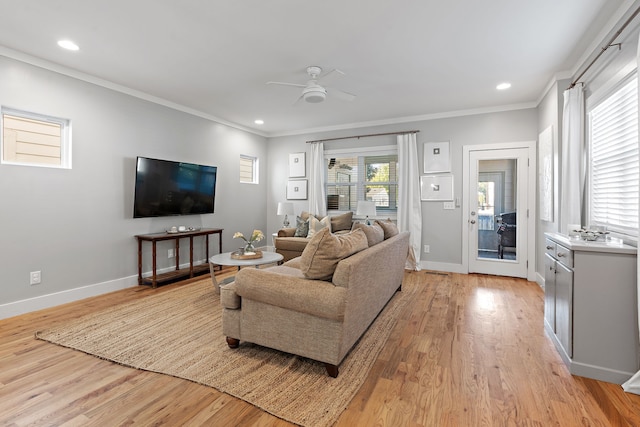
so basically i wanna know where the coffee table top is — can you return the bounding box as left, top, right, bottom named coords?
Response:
left=209, top=250, right=283, bottom=267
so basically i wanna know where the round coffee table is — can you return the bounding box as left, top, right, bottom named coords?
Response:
left=208, top=250, right=284, bottom=293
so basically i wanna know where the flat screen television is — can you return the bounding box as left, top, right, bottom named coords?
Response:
left=133, top=156, right=217, bottom=218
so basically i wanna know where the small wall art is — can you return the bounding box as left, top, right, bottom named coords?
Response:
left=289, top=152, right=306, bottom=177
left=420, top=175, right=454, bottom=201
left=423, top=141, right=451, bottom=173
left=286, top=179, right=308, bottom=200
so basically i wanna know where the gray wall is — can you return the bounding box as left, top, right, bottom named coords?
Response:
left=0, top=56, right=268, bottom=309
left=267, top=108, right=539, bottom=269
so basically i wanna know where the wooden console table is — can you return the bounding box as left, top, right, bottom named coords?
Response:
left=135, top=228, right=223, bottom=288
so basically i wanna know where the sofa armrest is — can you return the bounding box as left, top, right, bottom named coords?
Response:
left=234, top=268, right=347, bottom=321
left=278, top=228, right=297, bottom=237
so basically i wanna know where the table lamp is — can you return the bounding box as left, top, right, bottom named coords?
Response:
left=277, top=202, right=294, bottom=227
left=356, top=201, right=377, bottom=225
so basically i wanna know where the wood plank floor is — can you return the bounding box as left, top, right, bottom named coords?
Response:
left=2, top=269, right=640, bottom=426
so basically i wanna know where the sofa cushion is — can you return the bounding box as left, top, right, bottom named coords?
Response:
left=299, top=228, right=368, bottom=280
left=307, top=215, right=331, bottom=238
left=352, top=222, right=384, bottom=246
left=275, top=236, right=310, bottom=252
left=293, top=216, right=309, bottom=237
left=330, top=211, right=353, bottom=232
left=375, top=219, right=399, bottom=239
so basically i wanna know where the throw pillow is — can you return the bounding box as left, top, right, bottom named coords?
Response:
left=293, top=216, right=309, bottom=237
left=299, top=227, right=368, bottom=280
left=352, top=222, right=384, bottom=247
left=330, top=211, right=353, bottom=232
left=375, top=219, right=399, bottom=239
left=307, top=215, right=331, bottom=238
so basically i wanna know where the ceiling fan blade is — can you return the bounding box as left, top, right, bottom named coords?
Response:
left=266, top=81, right=306, bottom=88
left=327, top=87, right=356, bottom=102
left=317, top=68, right=345, bottom=84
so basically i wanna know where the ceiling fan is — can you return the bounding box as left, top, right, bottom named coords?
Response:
left=267, top=66, right=356, bottom=104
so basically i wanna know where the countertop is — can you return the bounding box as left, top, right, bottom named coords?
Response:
left=545, top=232, right=637, bottom=255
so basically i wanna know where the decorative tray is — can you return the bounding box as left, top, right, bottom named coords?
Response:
left=230, top=250, right=263, bottom=260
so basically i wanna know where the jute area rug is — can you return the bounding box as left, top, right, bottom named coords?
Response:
left=35, top=277, right=415, bottom=427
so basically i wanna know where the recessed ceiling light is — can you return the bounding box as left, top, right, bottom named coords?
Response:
left=57, top=40, right=79, bottom=51
left=496, top=82, right=511, bottom=90
left=254, top=119, right=264, bottom=125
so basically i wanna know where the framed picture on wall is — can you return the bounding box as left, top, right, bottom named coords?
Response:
left=420, top=175, right=454, bottom=201
left=289, top=152, right=306, bottom=177
left=286, top=179, right=308, bottom=200
left=424, top=141, right=451, bottom=173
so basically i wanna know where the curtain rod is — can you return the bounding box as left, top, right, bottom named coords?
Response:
left=306, top=130, right=419, bottom=144
left=568, top=4, right=640, bottom=90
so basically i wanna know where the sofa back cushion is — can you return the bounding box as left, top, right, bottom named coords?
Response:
left=352, top=222, right=384, bottom=247
left=330, top=211, right=353, bottom=232
left=299, top=228, right=368, bottom=280
left=375, top=219, right=399, bottom=239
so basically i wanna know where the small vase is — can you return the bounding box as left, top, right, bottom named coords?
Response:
left=244, top=242, right=256, bottom=253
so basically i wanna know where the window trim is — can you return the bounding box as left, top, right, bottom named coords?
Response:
left=1, top=107, right=72, bottom=169
left=239, top=154, right=259, bottom=184
left=325, top=145, right=398, bottom=218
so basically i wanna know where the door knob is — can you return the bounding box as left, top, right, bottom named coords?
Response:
left=470, top=219, right=476, bottom=224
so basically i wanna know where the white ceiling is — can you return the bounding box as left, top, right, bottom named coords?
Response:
left=0, top=0, right=629, bottom=136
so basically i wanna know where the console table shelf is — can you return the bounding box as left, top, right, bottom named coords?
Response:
left=135, top=228, right=223, bottom=288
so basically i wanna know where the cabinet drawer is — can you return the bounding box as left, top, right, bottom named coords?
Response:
left=545, top=239, right=556, bottom=257
left=555, top=244, right=573, bottom=268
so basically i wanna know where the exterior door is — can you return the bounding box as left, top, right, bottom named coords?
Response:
left=467, top=147, right=529, bottom=278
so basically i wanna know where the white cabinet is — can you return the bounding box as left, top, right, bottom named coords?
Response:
left=544, top=233, right=638, bottom=384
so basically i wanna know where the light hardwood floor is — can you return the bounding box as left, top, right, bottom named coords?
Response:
left=2, top=269, right=640, bottom=426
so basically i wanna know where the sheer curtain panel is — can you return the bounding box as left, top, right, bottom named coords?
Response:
left=561, top=85, right=585, bottom=233
left=397, top=133, right=422, bottom=270
left=309, top=142, right=327, bottom=217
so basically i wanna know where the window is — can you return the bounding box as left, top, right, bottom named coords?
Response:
left=325, top=147, right=398, bottom=214
left=1, top=107, right=71, bottom=168
left=239, top=154, right=258, bottom=184
left=588, top=72, right=639, bottom=237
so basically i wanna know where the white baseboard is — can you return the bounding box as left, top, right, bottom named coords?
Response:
left=0, top=275, right=138, bottom=320
left=1, top=259, right=210, bottom=321
left=419, top=260, right=466, bottom=274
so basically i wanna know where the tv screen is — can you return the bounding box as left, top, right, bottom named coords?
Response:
left=133, top=157, right=217, bottom=218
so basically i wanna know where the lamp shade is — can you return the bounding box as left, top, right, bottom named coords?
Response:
left=277, top=202, right=294, bottom=216
left=356, top=201, right=377, bottom=217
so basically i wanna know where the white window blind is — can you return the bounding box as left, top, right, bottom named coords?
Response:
left=240, top=155, right=258, bottom=184
left=588, top=74, right=639, bottom=236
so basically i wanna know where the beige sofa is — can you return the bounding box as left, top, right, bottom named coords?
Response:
left=274, top=211, right=354, bottom=262
left=220, top=225, right=410, bottom=377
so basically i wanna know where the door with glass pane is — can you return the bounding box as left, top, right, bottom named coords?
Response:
left=468, top=148, right=528, bottom=278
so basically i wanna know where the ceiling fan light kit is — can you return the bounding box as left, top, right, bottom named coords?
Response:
left=267, top=65, right=355, bottom=104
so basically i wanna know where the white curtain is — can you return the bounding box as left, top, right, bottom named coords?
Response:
left=308, top=142, right=326, bottom=217
left=560, top=84, right=585, bottom=233
left=397, top=133, right=422, bottom=271
left=621, top=34, right=640, bottom=395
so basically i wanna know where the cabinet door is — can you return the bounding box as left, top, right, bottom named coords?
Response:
left=555, top=262, right=573, bottom=358
left=544, top=254, right=556, bottom=331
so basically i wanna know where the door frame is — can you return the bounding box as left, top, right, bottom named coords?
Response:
left=462, top=141, right=537, bottom=281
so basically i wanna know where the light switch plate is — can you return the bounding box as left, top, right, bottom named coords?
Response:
left=443, top=201, right=455, bottom=210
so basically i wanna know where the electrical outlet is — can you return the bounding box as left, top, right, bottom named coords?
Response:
left=168, top=249, right=175, bottom=258
left=424, top=245, right=430, bottom=253
left=443, top=201, right=455, bottom=210
left=30, top=271, right=41, bottom=285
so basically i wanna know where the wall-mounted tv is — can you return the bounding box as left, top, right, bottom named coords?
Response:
left=133, top=156, right=217, bottom=218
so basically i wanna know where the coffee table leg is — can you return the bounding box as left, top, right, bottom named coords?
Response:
left=209, top=261, right=220, bottom=294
